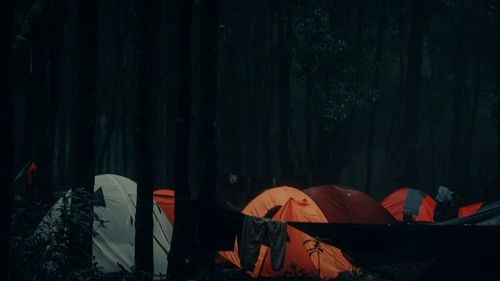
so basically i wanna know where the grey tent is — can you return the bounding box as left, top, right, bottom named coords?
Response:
left=39, top=174, right=172, bottom=276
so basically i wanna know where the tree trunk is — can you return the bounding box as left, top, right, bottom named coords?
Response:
left=163, top=0, right=180, bottom=186
left=68, top=0, right=97, bottom=272
left=449, top=11, right=469, bottom=192
left=497, top=13, right=500, bottom=178
left=278, top=0, right=294, bottom=177
left=386, top=8, right=405, bottom=173
left=365, top=1, right=386, bottom=194
left=354, top=0, right=365, bottom=79
left=23, top=3, right=49, bottom=198
left=97, top=104, right=116, bottom=173
left=492, top=2, right=500, bottom=198
left=305, top=72, right=313, bottom=182
left=246, top=3, right=261, bottom=178
left=0, top=1, right=14, bottom=279
left=97, top=41, right=119, bottom=175
left=463, top=17, right=484, bottom=198
left=167, top=0, right=193, bottom=280
left=399, top=0, right=427, bottom=187
left=198, top=0, right=219, bottom=203
left=462, top=59, right=480, bottom=197
left=263, top=87, right=275, bottom=178
left=196, top=0, right=219, bottom=277
left=134, top=0, right=157, bottom=277
left=263, top=4, right=276, bottom=178
left=45, top=0, right=66, bottom=199
left=228, top=8, right=247, bottom=176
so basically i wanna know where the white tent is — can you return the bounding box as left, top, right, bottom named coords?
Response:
left=41, top=174, right=172, bottom=276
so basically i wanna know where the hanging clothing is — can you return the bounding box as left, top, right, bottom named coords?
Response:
left=239, top=216, right=287, bottom=272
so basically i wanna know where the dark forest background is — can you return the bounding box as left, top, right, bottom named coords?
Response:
left=2, top=0, right=500, bottom=280
left=9, top=0, right=500, bottom=203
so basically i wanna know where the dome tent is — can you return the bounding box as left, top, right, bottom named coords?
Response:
left=381, top=187, right=436, bottom=222
left=219, top=186, right=354, bottom=280
left=39, top=174, right=172, bottom=276
left=304, top=185, right=396, bottom=224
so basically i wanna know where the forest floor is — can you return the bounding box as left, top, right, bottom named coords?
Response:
left=215, top=260, right=432, bottom=281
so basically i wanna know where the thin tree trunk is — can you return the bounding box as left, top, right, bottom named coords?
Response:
left=241, top=6, right=252, bottom=175
left=463, top=60, right=480, bottom=197
left=399, top=0, right=427, bottom=187
left=23, top=3, right=49, bottom=198
left=196, top=0, right=219, bottom=277
left=134, top=0, right=157, bottom=277
left=0, top=1, right=14, bottom=279
left=164, top=0, right=180, bottom=186
left=263, top=89, right=275, bottom=178
left=492, top=2, right=500, bottom=197
left=45, top=0, right=66, bottom=200
left=198, top=0, right=219, bottom=203
left=462, top=16, right=485, bottom=198
left=167, top=0, right=193, bottom=280
left=366, top=1, right=386, bottom=194
left=354, top=0, right=365, bottom=79
left=386, top=10, right=405, bottom=169
left=305, top=71, right=314, bottom=183
left=278, top=0, right=294, bottom=177
left=123, top=120, right=129, bottom=175
left=97, top=10, right=122, bottom=173
left=13, top=9, right=44, bottom=185
left=69, top=0, right=97, bottom=272
left=246, top=4, right=260, bottom=177
left=263, top=6, right=276, bottom=178
left=449, top=11, right=469, bottom=192
left=29, top=2, right=58, bottom=199
left=228, top=8, right=247, bottom=175
left=497, top=20, right=500, bottom=178
left=97, top=101, right=116, bottom=172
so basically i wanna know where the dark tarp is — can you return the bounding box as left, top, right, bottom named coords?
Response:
left=287, top=222, right=500, bottom=265
left=437, top=200, right=500, bottom=225
left=288, top=201, right=500, bottom=265
left=197, top=200, right=500, bottom=255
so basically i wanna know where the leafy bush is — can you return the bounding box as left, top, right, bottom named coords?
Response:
left=10, top=190, right=106, bottom=281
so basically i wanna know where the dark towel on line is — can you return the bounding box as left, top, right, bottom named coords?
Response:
left=239, top=216, right=287, bottom=272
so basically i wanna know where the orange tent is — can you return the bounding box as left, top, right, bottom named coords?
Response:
left=219, top=186, right=354, bottom=280
left=458, top=202, right=483, bottom=218
left=381, top=187, right=436, bottom=222
left=304, top=185, right=396, bottom=224
left=153, top=189, right=175, bottom=223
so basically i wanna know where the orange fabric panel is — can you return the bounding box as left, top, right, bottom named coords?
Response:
left=416, top=195, right=436, bottom=222
left=304, top=185, right=396, bottom=224
left=241, top=186, right=312, bottom=217
left=380, top=188, right=409, bottom=221
left=219, top=186, right=353, bottom=280
left=153, top=189, right=175, bottom=223
left=458, top=202, right=483, bottom=218
left=380, top=188, right=436, bottom=222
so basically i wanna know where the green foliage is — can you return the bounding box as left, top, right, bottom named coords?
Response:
left=293, top=0, right=377, bottom=133
left=10, top=190, right=106, bottom=281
